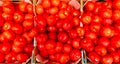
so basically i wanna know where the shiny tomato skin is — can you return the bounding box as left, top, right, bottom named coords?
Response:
left=5, top=52, right=16, bottom=63
left=85, top=1, right=95, bottom=11
left=12, top=45, right=23, bottom=53
left=0, top=42, right=11, bottom=54
left=2, top=13, right=13, bottom=21
left=17, top=53, right=28, bottom=62
left=95, top=45, right=107, bottom=56
left=58, top=32, right=68, bottom=43
left=26, top=4, right=33, bottom=13
left=55, top=42, right=63, bottom=53
left=25, top=13, right=34, bottom=20
left=11, top=24, right=23, bottom=35
left=35, top=4, right=44, bottom=15
left=13, top=11, right=24, bottom=23
left=45, top=39, right=56, bottom=50
left=36, top=33, right=48, bottom=44
left=42, top=0, right=51, bottom=9
left=3, top=30, right=15, bottom=41
left=88, top=52, right=101, bottom=64
left=24, top=44, right=33, bottom=53
left=23, top=19, right=34, bottom=31
left=59, top=54, right=69, bottom=64
left=63, top=44, right=72, bottom=53
left=19, top=2, right=28, bottom=13
left=51, top=0, right=60, bottom=6
left=98, top=37, right=110, bottom=47
left=70, top=49, right=81, bottom=62
left=102, top=55, right=113, bottom=64
left=111, top=36, right=120, bottom=48
left=2, top=21, right=13, bottom=31
left=13, top=36, right=27, bottom=47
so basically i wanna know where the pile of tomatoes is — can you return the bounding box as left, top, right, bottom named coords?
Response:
left=0, top=1, right=35, bottom=63
left=0, top=0, right=120, bottom=64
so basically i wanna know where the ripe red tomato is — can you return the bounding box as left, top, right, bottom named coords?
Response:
left=58, top=32, right=68, bottom=43
left=102, top=1, right=112, bottom=9
left=22, top=32, right=32, bottom=43
left=35, top=16, right=46, bottom=28
left=5, top=52, right=16, bottom=62
left=92, top=15, right=102, bottom=23
left=100, top=26, right=114, bottom=38
left=72, top=10, right=80, bottom=17
left=102, top=18, right=113, bottom=26
left=28, top=28, right=38, bottom=38
left=35, top=4, right=44, bottom=15
left=17, top=53, right=28, bottom=62
left=49, top=54, right=56, bottom=61
left=58, top=10, right=68, bottom=19
left=76, top=27, right=85, bottom=37
left=112, top=10, right=120, bottom=21
left=99, top=8, right=112, bottom=19
left=81, top=38, right=94, bottom=52
left=0, top=34, right=7, bottom=42
left=81, top=13, right=92, bottom=25
left=63, top=44, right=72, bottom=53
left=14, top=11, right=24, bottom=23
left=45, top=39, right=55, bottom=50
left=107, top=46, right=116, bottom=53
left=51, top=0, right=60, bottom=6
left=85, top=1, right=95, bottom=11
left=95, top=45, right=107, bottom=56
left=90, top=22, right=101, bottom=34
left=36, top=33, right=48, bottom=44
left=2, top=21, right=13, bottom=31
left=12, top=45, right=23, bottom=53
left=70, top=49, right=81, bottom=61
left=48, top=7, right=58, bottom=15
left=2, top=13, right=13, bottom=21
left=112, top=52, right=120, bottom=63
left=59, top=54, right=69, bottom=63
left=59, top=1, right=67, bottom=9
left=38, top=43, right=46, bottom=51
left=0, top=53, right=5, bottom=62
left=98, top=37, right=110, bottom=47
left=113, top=0, right=120, bottom=9
left=24, top=44, right=33, bottom=53
left=102, top=55, right=113, bottom=64
left=11, top=24, right=23, bottom=34
left=55, top=42, right=63, bottom=53
left=46, top=15, right=56, bottom=26
left=2, top=2, right=14, bottom=14
left=42, top=0, right=51, bottom=9
left=88, top=52, right=100, bottom=64
left=26, top=4, right=33, bottom=13
left=13, top=36, right=27, bottom=47
left=63, top=20, right=73, bottom=31
left=73, top=17, right=80, bottom=26
left=25, top=13, right=34, bottom=20
left=2, top=30, right=15, bottom=41
left=23, top=19, right=34, bottom=31
left=72, top=38, right=81, bottom=49
left=0, top=42, right=11, bottom=54
left=111, top=36, right=120, bottom=48
left=19, top=2, right=28, bottom=12
left=69, top=29, right=78, bottom=38
left=85, top=31, right=97, bottom=40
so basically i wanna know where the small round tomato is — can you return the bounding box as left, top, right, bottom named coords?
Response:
left=2, top=3, right=14, bottom=14
left=92, top=15, right=102, bottom=23
left=13, top=11, right=24, bottom=23
left=102, top=55, right=113, bottom=64
left=25, top=13, right=34, bottom=20
left=17, top=53, right=28, bottom=62
left=112, top=52, right=120, bottom=63
left=55, top=42, right=63, bottom=53
left=81, top=38, right=94, bottom=52
left=11, top=24, right=23, bottom=35
left=88, top=52, right=100, bottom=64
left=35, top=4, right=44, bottom=15
left=113, top=0, right=120, bottom=9
left=90, top=22, right=101, bottom=34
left=13, top=36, right=27, bottom=47
left=69, top=29, right=78, bottom=39
left=76, top=27, right=85, bottom=37
left=46, top=15, right=56, bottom=26
left=26, top=4, right=33, bottom=13
left=111, top=36, right=120, bottom=48
left=72, top=38, right=81, bottom=49
left=23, top=19, right=34, bottom=31
left=5, top=52, right=16, bottom=62
left=42, top=0, right=51, bottom=9
left=59, top=54, right=69, bottom=64
left=0, top=42, right=11, bottom=54
left=73, top=17, right=80, bottom=26
left=95, top=45, right=107, bottom=56
left=98, top=37, right=110, bottom=47
left=2, top=30, right=15, bottom=41
left=85, top=1, right=95, bottom=11
left=28, top=28, right=38, bottom=38
left=36, top=33, right=48, bottom=44
left=48, top=7, right=58, bottom=15
left=70, top=49, right=81, bottom=62
left=49, top=54, right=56, bottom=61
left=85, top=31, right=97, bottom=40
left=63, top=44, right=72, bottom=53
left=12, top=45, right=23, bottom=53
left=45, top=39, right=56, bottom=50
left=2, top=13, right=13, bottom=21
left=24, top=44, right=33, bottom=53
left=58, top=32, right=68, bottom=43
left=81, top=13, right=92, bottom=25
left=19, top=2, right=28, bottom=12
left=63, top=20, right=73, bottom=31
left=0, top=17, right=4, bottom=27
left=112, top=10, right=120, bottom=21
left=48, top=32, right=57, bottom=40
left=102, top=18, right=113, bottom=26
left=2, top=21, right=13, bottom=31
left=51, top=0, right=60, bottom=6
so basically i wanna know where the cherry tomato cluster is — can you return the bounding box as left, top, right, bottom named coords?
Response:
left=82, top=0, right=120, bottom=64
left=0, top=1, right=35, bottom=63
left=35, top=0, right=82, bottom=64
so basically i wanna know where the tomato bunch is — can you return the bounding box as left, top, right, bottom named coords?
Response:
left=0, top=1, right=35, bottom=63
left=35, top=0, right=82, bottom=63
left=82, top=0, right=120, bottom=64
